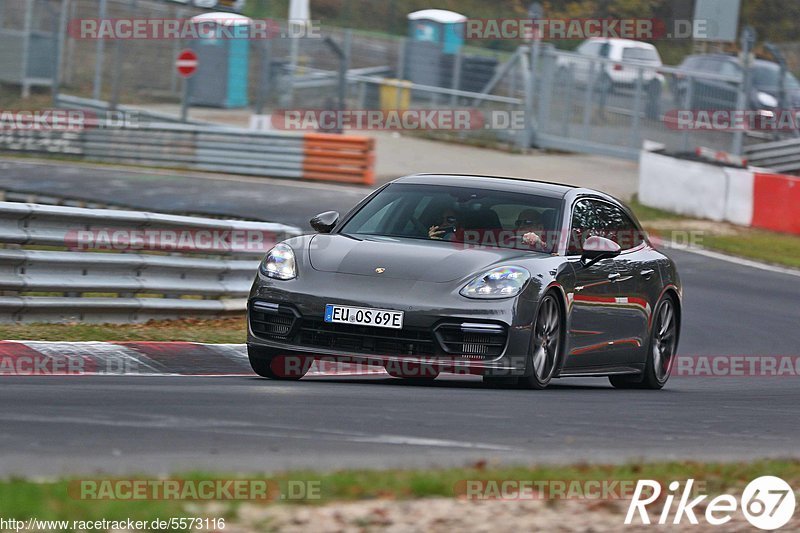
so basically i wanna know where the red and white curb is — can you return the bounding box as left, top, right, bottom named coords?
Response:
left=0, top=341, right=386, bottom=377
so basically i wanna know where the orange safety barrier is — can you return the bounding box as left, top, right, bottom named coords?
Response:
left=302, top=133, right=375, bottom=185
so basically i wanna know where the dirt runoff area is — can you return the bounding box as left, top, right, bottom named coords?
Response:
left=224, top=497, right=798, bottom=532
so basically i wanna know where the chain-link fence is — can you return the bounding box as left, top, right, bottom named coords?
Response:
left=2, top=0, right=799, bottom=163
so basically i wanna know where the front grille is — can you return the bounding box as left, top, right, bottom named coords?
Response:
left=249, top=302, right=299, bottom=340
left=250, top=302, right=508, bottom=361
left=298, top=319, right=437, bottom=357
left=434, top=323, right=507, bottom=359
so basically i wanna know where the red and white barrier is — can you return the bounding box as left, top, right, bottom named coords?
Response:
left=751, top=171, right=800, bottom=234
left=639, top=149, right=800, bottom=235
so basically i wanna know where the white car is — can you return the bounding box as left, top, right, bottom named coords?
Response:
left=190, top=0, right=247, bottom=12
left=556, top=38, right=665, bottom=92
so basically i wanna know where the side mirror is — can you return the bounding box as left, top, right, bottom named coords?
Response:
left=310, top=211, right=339, bottom=233
left=580, top=236, right=621, bottom=265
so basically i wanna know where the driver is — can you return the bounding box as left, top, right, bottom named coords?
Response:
left=428, top=208, right=462, bottom=241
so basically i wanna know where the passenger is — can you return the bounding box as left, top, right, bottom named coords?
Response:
left=514, top=209, right=546, bottom=248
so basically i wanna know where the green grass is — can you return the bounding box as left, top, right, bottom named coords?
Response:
left=628, top=198, right=686, bottom=222
left=0, top=460, right=797, bottom=528
left=629, top=197, right=800, bottom=270
left=701, top=232, right=800, bottom=269
left=0, top=317, right=246, bottom=343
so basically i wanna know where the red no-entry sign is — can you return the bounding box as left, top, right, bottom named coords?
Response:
left=176, top=49, right=198, bottom=78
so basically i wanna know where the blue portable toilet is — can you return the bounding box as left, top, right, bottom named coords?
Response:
left=407, top=9, right=466, bottom=55
left=187, top=12, right=251, bottom=108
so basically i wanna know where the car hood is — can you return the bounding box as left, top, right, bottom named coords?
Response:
left=308, top=234, right=536, bottom=283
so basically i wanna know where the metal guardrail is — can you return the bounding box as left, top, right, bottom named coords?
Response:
left=55, top=94, right=225, bottom=127
left=0, top=202, right=301, bottom=323
left=0, top=122, right=376, bottom=185
left=744, top=138, right=800, bottom=173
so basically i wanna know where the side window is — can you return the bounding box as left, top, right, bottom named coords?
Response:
left=595, top=202, right=644, bottom=250
left=578, top=42, right=599, bottom=56
left=568, top=199, right=644, bottom=254
left=567, top=200, right=603, bottom=255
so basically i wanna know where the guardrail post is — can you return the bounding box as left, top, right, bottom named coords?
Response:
left=92, top=0, right=108, bottom=101
left=681, top=76, right=694, bottom=152
left=630, top=68, right=644, bottom=148
left=732, top=26, right=756, bottom=156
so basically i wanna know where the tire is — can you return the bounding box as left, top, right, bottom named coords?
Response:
left=518, top=293, right=563, bottom=390
left=609, top=295, right=678, bottom=390
left=248, top=345, right=309, bottom=380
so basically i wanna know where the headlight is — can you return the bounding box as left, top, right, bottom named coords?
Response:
left=756, top=91, right=778, bottom=108
left=460, top=266, right=530, bottom=299
left=260, top=243, right=296, bottom=280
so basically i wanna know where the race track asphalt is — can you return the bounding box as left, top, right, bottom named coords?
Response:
left=0, top=159, right=798, bottom=475
left=0, top=159, right=368, bottom=228
left=0, top=248, right=797, bottom=476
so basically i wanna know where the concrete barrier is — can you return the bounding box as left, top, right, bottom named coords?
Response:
left=639, top=149, right=799, bottom=235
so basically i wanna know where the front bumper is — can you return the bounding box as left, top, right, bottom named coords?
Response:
left=247, top=271, right=536, bottom=376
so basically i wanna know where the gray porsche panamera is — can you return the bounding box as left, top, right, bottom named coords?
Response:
left=247, top=174, right=681, bottom=389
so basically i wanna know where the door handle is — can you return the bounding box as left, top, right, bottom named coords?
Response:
left=640, top=269, right=655, bottom=279
left=607, top=273, right=621, bottom=281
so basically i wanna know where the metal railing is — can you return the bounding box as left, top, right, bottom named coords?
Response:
left=744, top=137, right=800, bottom=173
left=0, top=121, right=376, bottom=184
left=0, top=201, right=301, bottom=323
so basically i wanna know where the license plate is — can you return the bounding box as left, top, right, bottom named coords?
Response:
left=324, top=304, right=403, bottom=329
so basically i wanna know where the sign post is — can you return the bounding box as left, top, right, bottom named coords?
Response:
left=176, top=49, right=198, bottom=123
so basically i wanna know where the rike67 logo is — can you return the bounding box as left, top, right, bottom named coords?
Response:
left=626, top=476, right=796, bottom=530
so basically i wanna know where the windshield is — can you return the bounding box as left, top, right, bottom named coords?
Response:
left=752, top=64, right=800, bottom=90
left=339, top=183, right=564, bottom=252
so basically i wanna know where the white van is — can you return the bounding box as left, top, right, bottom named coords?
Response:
left=556, top=38, right=665, bottom=92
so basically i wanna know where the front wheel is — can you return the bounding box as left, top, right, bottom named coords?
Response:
left=519, top=293, right=563, bottom=390
left=609, top=295, right=678, bottom=390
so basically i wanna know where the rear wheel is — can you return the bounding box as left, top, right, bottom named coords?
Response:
left=248, top=346, right=310, bottom=380
left=609, top=295, right=678, bottom=390
left=519, top=293, right=562, bottom=390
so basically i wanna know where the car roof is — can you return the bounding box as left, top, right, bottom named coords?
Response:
left=682, top=54, right=780, bottom=69
left=683, top=53, right=737, bottom=62
left=585, top=37, right=656, bottom=49
left=752, top=59, right=782, bottom=69
left=391, top=173, right=581, bottom=199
